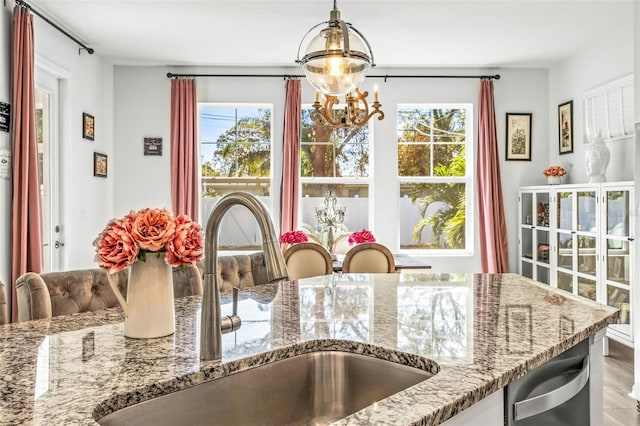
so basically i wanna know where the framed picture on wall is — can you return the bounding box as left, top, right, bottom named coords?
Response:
left=143, top=137, right=163, bottom=156
left=558, top=100, right=573, bottom=154
left=93, top=152, right=107, bottom=177
left=83, top=113, right=95, bottom=141
left=505, top=113, right=532, bottom=161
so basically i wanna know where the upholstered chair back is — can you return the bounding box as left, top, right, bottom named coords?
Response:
left=333, top=234, right=351, bottom=255
left=16, top=252, right=269, bottom=322
left=0, top=280, right=8, bottom=325
left=284, top=243, right=333, bottom=280
left=341, top=243, right=396, bottom=273
left=216, top=252, right=269, bottom=292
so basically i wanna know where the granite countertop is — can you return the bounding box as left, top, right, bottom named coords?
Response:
left=0, top=272, right=618, bottom=425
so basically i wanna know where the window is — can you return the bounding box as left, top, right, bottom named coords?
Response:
left=583, top=74, right=634, bottom=142
left=199, top=104, right=272, bottom=250
left=397, top=104, right=473, bottom=253
left=299, top=108, right=371, bottom=238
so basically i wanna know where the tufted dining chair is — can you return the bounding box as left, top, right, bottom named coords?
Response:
left=15, top=253, right=271, bottom=322
left=0, top=280, right=8, bottom=325
left=284, top=242, right=333, bottom=280
left=341, top=243, right=396, bottom=273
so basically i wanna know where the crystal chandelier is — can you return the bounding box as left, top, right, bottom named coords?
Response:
left=296, top=0, right=384, bottom=128
left=315, top=190, right=345, bottom=256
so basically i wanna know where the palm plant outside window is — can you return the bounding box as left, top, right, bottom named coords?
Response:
left=397, top=105, right=473, bottom=252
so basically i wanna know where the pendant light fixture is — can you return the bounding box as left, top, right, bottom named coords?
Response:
left=296, top=0, right=384, bottom=128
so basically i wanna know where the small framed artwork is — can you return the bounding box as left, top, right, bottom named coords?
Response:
left=83, top=113, right=95, bottom=141
left=506, top=304, right=533, bottom=354
left=505, top=113, right=532, bottom=161
left=0, top=102, right=10, bottom=132
left=93, top=152, right=107, bottom=177
left=558, top=100, right=573, bottom=154
left=143, top=137, right=163, bottom=156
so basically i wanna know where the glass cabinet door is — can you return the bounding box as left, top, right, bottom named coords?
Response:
left=577, top=191, right=597, bottom=232
left=556, top=191, right=573, bottom=231
left=554, top=188, right=598, bottom=299
left=603, top=186, right=633, bottom=340
left=519, top=189, right=551, bottom=284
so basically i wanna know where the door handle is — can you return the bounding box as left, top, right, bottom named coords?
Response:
left=513, top=355, right=589, bottom=421
left=55, top=241, right=65, bottom=249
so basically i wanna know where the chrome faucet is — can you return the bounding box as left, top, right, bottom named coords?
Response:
left=200, top=192, right=289, bottom=361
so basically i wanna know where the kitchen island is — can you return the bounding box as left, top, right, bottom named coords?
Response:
left=0, top=272, right=617, bottom=425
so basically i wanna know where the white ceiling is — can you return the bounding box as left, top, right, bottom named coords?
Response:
left=27, top=0, right=634, bottom=69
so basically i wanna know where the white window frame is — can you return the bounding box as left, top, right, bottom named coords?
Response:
left=396, top=103, right=474, bottom=256
left=298, top=104, right=374, bottom=232
left=197, top=102, right=275, bottom=252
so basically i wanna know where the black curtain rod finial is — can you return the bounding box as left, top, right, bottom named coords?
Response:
left=16, top=0, right=94, bottom=55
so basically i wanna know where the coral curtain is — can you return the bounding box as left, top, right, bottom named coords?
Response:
left=170, top=78, right=199, bottom=219
left=11, top=6, right=43, bottom=322
left=280, top=79, right=301, bottom=234
left=477, top=79, right=508, bottom=273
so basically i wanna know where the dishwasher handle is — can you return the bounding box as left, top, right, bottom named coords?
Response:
left=513, top=355, right=589, bottom=421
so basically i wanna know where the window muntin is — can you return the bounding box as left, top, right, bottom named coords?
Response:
left=299, top=108, right=372, bottom=236
left=199, top=104, right=273, bottom=250
left=397, top=105, right=472, bottom=252
left=301, top=109, right=370, bottom=178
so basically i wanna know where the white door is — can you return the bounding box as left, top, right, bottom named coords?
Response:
left=35, top=69, right=61, bottom=272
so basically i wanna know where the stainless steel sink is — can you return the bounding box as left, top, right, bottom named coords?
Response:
left=97, top=351, right=435, bottom=426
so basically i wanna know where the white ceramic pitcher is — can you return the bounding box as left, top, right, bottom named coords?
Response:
left=108, top=252, right=175, bottom=339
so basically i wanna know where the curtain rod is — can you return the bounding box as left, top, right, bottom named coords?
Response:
left=166, top=72, right=501, bottom=81
left=15, top=0, right=94, bottom=55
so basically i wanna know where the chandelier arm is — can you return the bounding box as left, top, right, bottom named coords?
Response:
left=296, top=21, right=330, bottom=63
left=356, top=91, right=370, bottom=126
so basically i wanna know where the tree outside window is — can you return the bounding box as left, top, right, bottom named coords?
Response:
left=397, top=105, right=472, bottom=251
left=299, top=108, right=371, bottom=238
left=199, top=105, right=272, bottom=250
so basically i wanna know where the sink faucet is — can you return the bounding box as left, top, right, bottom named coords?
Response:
left=200, top=192, right=289, bottom=361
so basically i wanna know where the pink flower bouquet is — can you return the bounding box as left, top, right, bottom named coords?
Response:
left=543, top=165, right=566, bottom=177
left=93, top=208, right=203, bottom=274
left=279, top=230, right=308, bottom=245
left=348, top=229, right=376, bottom=245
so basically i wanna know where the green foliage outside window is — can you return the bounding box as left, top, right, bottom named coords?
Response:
left=398, top=107, right=468, bottom=250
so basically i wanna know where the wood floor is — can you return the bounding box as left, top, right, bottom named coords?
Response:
left=604, top=339, right=640, bottom=426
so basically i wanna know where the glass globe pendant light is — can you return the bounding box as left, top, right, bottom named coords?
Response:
left=296, top=0, right=375, bottom=96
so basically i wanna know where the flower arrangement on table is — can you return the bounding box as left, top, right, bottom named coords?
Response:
left=543, top=165, right=566, bottom=177
left=93, top=208, right=204, bottom=274
left=348, top=229, right=376, bottom=246
left=279, top=230, right=309, bottom=245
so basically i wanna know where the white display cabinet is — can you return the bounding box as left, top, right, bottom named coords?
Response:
left=518, top=182, right=634, bottom=346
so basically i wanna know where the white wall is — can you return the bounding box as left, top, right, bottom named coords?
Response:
left=114, top=65, right=550, bottom=273
left=35, top=22, right=114, bottom=270
left=0, top=3, right=115, bottom=318
left=548, top=17, right=634, bottom=184
left=35, top=20, right=115, bottom=271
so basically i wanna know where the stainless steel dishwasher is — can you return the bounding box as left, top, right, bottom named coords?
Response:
left=504, top=339, right=590, bottom=426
